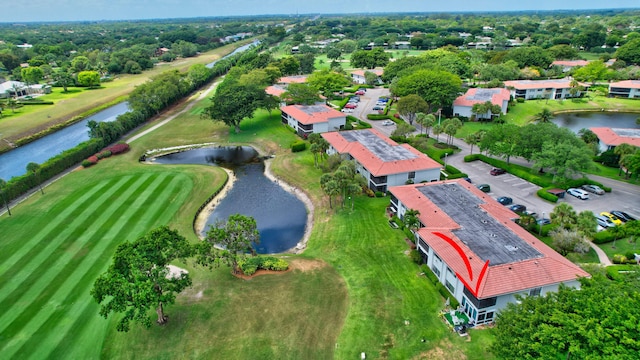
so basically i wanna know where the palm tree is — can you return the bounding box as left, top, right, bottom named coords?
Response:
left=403, top=209, right=422, bottom=240
left=0, top=178, right=11, bottom=216
left=613, top=143, right=638, bottom=177
left=550, top=203, right=577, bottom=229
left=534, top=108, right=554, bottom=123
left=26, top=162, right=44, bottom=195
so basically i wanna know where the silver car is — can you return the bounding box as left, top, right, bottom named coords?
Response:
left=581, top=184, right=604, bottom=195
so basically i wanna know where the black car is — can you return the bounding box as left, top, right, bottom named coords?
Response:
left=610, top=210, right=636, bottom=222
left=509, top=204, right=527, bottom=213
left=496, top=196, right=513, bottom=205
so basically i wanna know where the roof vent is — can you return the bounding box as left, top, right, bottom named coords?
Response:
left=505, top=245, right=518, bottom=251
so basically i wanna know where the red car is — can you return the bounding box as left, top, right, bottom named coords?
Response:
left=355, top=90, right=365, bottom=95
left=490, top=168, right=506, bottom=176
left=344, top=103, right=357, bottom=109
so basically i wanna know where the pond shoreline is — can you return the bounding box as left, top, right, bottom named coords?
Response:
left=144, top=143, right=314, bottom=255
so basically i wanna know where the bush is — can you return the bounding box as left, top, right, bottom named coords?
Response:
left=82, top=159, right=96, bottom=168
left=291, top=140, right=306, bottom=152
left=593, top=230, right=615, bottom=244
left=537, top=188, right=559, bottom=203
left=366, top=114, right=391, bottom=120
left=612, top=254, right=628, bottom=264
left=107, top=143, right=130, bottom=155
left=409, top=249, right=422, bottom=264
left=516, top=98, right=525, bottom=103
left=239, top=256, right=289, bottom=275
left=375, top=191, right=385, bottom=197
left=96, top=150, right=112, bottom=159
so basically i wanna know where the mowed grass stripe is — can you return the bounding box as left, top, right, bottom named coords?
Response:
left=0, top=174, right=155, bottom=335
left=0, top=179, right=114, bottom=263
left=0, top=176, right=135, bottom=308
left=35, top=174, right=190, bottom=360
left=0, top=177, right=117, bottom=276
left=0, top=172, right=172, bottom=358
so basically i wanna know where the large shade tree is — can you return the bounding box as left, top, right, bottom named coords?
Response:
left=492, top=275, right=640, bottom=359
left=205, top=81, right=266, bottom=133
left=397, top=94, right=429, bottom=125
left=392, top=69, right=462, bottom=113
left=91, top=226, right=193, bottom=331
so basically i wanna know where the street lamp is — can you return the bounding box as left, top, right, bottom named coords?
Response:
left=437, top=108, right=442, bottom=125
left=444, top=153, right=448, bottom=167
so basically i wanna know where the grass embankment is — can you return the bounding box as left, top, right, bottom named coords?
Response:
left=503, top=95, right=640, bottom=125
left=0, top=39, right=255, bottom=153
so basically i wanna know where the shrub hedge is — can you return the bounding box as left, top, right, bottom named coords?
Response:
left=366, top=113, right=392, bottom=120
left=239, top=256, right=289, bottom=276
left=291, top=140, right=306, bottom=152
left=606, top=265, right=639, bottom=281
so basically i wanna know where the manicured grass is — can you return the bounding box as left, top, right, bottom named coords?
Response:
left=503, top=95, right=640, bottom=125
left=102, top=260, right=348, bottom=359
left=598, top=236, right=640, bottom=260
left=0, top=160, right=226, bottom=359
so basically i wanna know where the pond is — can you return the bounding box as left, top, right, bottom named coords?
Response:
left=552, top=112, right=639, bottom=133
left=152, top=146, right=307, bottom=254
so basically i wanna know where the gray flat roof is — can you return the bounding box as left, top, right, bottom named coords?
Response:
left=341, top=129, right=417, bottom=162
left=418, top=182, right=542, bottom=266
left=467, top=88, right=501, bottom=101
left=612, top=128, right=640, bottom=138
left=298, top=105, right=330, bottom=115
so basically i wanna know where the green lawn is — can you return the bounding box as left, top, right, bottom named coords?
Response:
left=598, top=235, right=640, bottom=261
left=0, top=161, right=226, bottom=359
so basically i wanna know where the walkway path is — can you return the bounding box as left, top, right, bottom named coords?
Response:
left=587, top=240, right=613, bottom=266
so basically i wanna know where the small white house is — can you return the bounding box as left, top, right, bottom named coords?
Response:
left=280, top=104, right=346, bottom=138
left=608, top=80, right=640, bottom=99
left=351, top=69, right=383, bottom=85
left=453, top=88, right=510, bottom=119
left=322, top=129, right=442, bottom=192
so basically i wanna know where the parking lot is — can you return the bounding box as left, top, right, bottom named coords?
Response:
left=449, top=156, right=640, bottom=221
left=351, top=87, right=640, bottom=221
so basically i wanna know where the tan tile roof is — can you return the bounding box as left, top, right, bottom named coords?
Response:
left=351, top=69, right=384, bottom=77
left=609, top=80, right=640, bottom=90
left=281, top=104, right=345, bottom=125
left=453, top=88, right=510, bottom=108
left=322, top=129, right=441, bottom=176
left=590, top=127, right=640, bottom=147
left=504, top=79, right=588, bottom=90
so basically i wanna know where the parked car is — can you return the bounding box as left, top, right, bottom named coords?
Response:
left=341, top=108, right=353, bottom=113
left=581, top=184, right=605, bottom=195
left=595, top=215, right=616, bottom=228
left=567, top=188, right=589, bottom=200
left=377, top=97, right=388, bottom=102
left=490, top=168, right=506, bottom=176
left=381, top=120, right=394, bottom=126
left=477, top=184, right=491, bottom=193
left=522, top=210, right=538, bottom=218
left=463, top=177, right=472, bottom=183
left=509, top=204, right=527, bottom=213
left=373, top=106, right=385, bottom=111
left=496, top=196, right=513, bottom=205
left=355, top=90, right=365, bottom=95
left=610, top=210, right=636, bottom=222
left=344, top=103, right=357, bottom=109
left=600, top=212, right=623, bottom=226
left=537, top=218, right=551, bottom=225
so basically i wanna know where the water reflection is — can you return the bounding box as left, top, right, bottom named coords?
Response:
left=552, top=112, right=639, bottom=133
left=153, top=146, right=307, bottom=254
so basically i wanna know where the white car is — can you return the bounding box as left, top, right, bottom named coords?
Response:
left=381, top=120, right=394, bottom=126
left=567, top=188, right=589, bottom=200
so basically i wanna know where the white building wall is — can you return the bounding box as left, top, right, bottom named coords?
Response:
left=313, top=122, right=329, bottom=133
left=352, top=74, right=366, bottom=84
left=327, top=117, right=346, bottom=131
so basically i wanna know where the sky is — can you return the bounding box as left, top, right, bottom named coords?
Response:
left=1, top=0, right=639, bottom=23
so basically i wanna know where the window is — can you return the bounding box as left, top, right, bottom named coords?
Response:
left=408, top=171, right=415, bottom=179
left=445, top=280, right=454, bottom=293
left=529, top=287, right=541, bottom=297
left=431, top=266, right=440, bottom=277
left=433, top=253, right=441, bottom=263
left=446, top=267, right=454, bottom=275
